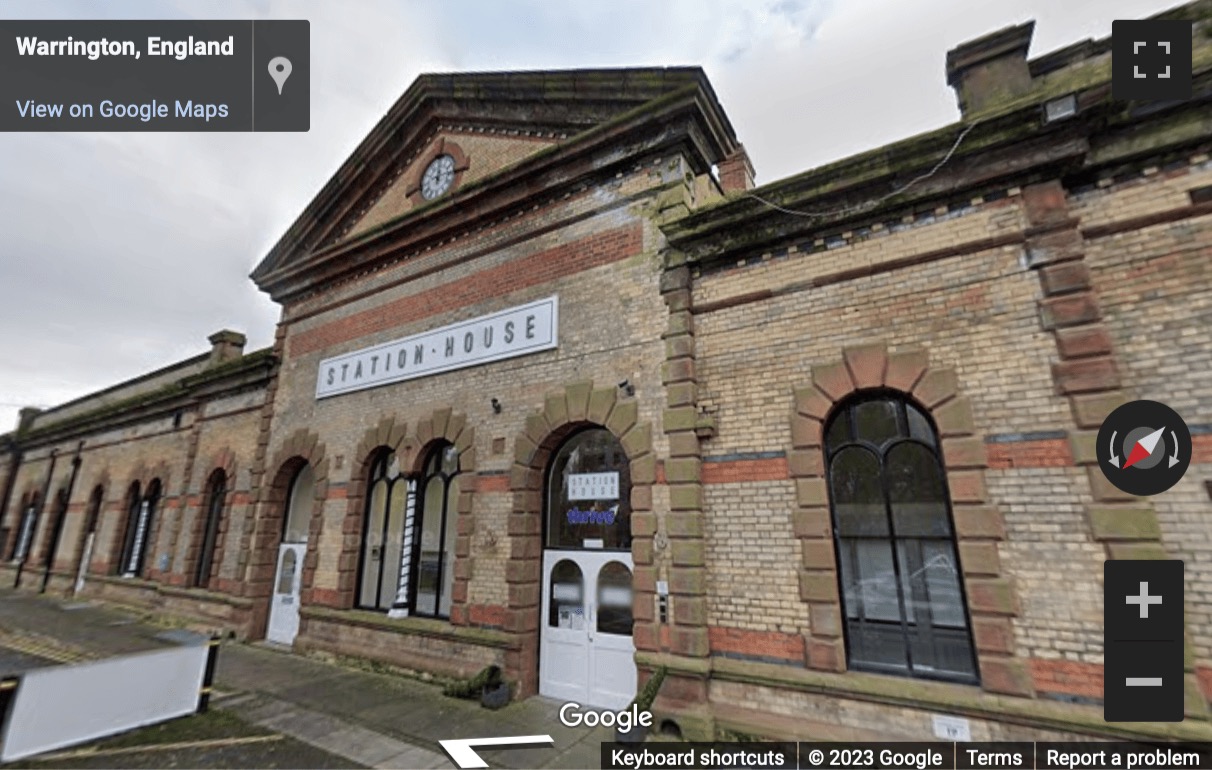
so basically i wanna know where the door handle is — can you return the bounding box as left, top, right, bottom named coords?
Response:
left=587, top=605, right=594, bottom=643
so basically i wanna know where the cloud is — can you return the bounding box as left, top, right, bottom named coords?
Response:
left=0, top=0, right=1181, bottom=431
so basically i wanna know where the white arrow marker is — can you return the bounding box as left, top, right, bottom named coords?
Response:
left=1109, top=430, right=1120, bottom=467
left=439, top=735, right=553, bottom=769
left=1169, top=430, right=1181, bottom=468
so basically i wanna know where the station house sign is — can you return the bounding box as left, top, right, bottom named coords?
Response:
left=315, top=296, right=558, bottom=399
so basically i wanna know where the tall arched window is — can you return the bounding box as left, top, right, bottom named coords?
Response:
left=195, top=470, right=227, bottom=589
left=825, top=393, right=978, bottom=684
left=411, top=443, right=461, bottom=619
left=120, top=479, right=160, bottom=577
left=113, top=483, right=139, bottom=574
left=11, top=492, right=40, bottom=562
left=357, top=450, right=416, bottom=612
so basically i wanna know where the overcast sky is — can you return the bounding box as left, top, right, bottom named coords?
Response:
left=0, top=0, right=1183, bottom=432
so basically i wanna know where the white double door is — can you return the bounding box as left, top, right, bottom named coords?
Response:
left=539, top=549, right=636, bottom=711
left=267, top=542, right=305, bottom=645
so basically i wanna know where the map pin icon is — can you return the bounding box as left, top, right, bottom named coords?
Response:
left=268, top=56, right=292, bottom=95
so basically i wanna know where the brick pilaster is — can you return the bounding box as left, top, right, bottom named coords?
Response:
left=658, top=253, right=712, bottom=706
left=1023, top=180, right=1207, bottom=718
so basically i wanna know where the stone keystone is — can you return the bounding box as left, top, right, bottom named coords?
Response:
left=543, top=393, right=569, bottom=429
left=843, top=343, right=888, bottom=389
left=565, top=381, right=593, bottom=422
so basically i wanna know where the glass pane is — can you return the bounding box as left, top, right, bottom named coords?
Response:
left=277, top=549, right=297, bottom=594
left=441, top=445, right=459, bottom=476
left=546, top=429, right=631, bottom=550
left=414, top=475, right=445, bottom=616
left=853, top=399, right=901, bottom=447
left=379, top=480, right=408, bottom=611
left=839, top=538, right=908, bottom=672
left=887, top=443, right=951, bottom=537
left=906, top=404, right=936, bottom=446
left=386, top=453, right=400, bottom=480
left=197, top=477, right=225, bottom=588
left=359, top=479, right=388, bottom=608
left=439, top=476, right=461, bottom=618
left=825, top=410, right=850, bottom=452
left=549, top=559, right=584, bottom=628
left=284, top=465, right=314, bottom=543
left=897, top=539, right=975, bottom=678
left=829, top=447, right=887, bottom=536
left=596, top=561, right=633, bottom=636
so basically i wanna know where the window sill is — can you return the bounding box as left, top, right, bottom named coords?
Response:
left=299, top=605, right=517, bottom=649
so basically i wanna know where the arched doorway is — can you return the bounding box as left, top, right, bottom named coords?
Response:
left=267, top=463, right=313, bottom=645
left=539, top=427, right=636, bottom=709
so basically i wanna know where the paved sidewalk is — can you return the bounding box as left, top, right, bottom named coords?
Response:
left=0, top=590, right=612, bottom=769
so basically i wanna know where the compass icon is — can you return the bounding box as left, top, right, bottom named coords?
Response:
left=1097, top=400, right=1192, bottom=496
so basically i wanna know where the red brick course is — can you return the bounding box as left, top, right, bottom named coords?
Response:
left=468, top=603, right=508, bottom=628
left=986, top=439, right=1074, bottom=469
left=708, top=626, right=805, bottom=663
left=291, top=224, right=643, bottom=357
left=701, top=457, right=789, bottom=484
left=1029, top=658, right=1103, bottom=699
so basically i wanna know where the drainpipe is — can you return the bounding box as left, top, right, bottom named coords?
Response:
left=41, top=442, right=83, bottom=593
left=13, top=448, right=57, bottom=589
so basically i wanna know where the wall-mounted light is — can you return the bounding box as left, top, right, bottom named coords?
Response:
left=1043, top=93, right=1078, bottom=124
left=491, top=397, right=502, bottom=414
left=618, top=379, right=634, bottom=397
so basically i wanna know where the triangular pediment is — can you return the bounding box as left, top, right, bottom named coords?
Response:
left=341, top=126, right=561, bottom=241
left=251, top=67, right=739, bottom=302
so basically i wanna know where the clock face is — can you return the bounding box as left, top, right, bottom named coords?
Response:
left=420, top=154, right=456, bottom=200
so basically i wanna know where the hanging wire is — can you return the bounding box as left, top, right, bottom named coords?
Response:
left=744, top=118, right=984, bottom=221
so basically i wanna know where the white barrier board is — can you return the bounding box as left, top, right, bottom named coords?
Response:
left=0, top=645, right=208, bottom=761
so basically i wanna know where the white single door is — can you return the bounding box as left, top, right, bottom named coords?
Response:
left=266, top=543, right=305, bottom=645
left=539, top=549, right=636, bottom=710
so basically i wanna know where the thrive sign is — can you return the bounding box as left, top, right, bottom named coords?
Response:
left=315, top=296, right=558, bottom=399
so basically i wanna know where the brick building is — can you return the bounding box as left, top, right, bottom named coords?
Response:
left=3, top=2, right=1212, bottom=743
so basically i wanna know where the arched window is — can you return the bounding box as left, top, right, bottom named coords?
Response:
left=357, top=451, right=416, bottom=612
left=120, top=479, right=160, bottom=577
left=195, top=470, right=227, bottom=589
left=825, top=394, right=978, bottom=684
left=84, top=486, right=104, bottom=536
left=411, top=443, right=461, bottom=619
left=282, top=464, right=314, bottom=544
left=12, top=492, right=40, bottom=562
left=113, top=482, right=139, bottom=574
left=546, top=428, right=631, bottom=551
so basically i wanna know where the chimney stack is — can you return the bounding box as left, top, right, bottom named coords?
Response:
left=718, top=145, right=756, bottom=194
left=946, top=20, right=1035, bottom=117
left=208, top=330, right=247, bottom=366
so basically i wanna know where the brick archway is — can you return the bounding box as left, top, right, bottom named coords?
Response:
left=102, top=462, right=171, bottom=577
left=335, top=410, right=475, bottom=612
left=69, top=470, right=110, bottom=577
left=790, top=343, right=1033, bottom=697
left=505, top=380, right=656, bottom=697
left=247, top=428, right=328, bottom=637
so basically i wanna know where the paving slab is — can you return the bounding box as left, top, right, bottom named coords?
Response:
left=0, top=590, right=627, bottom=769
